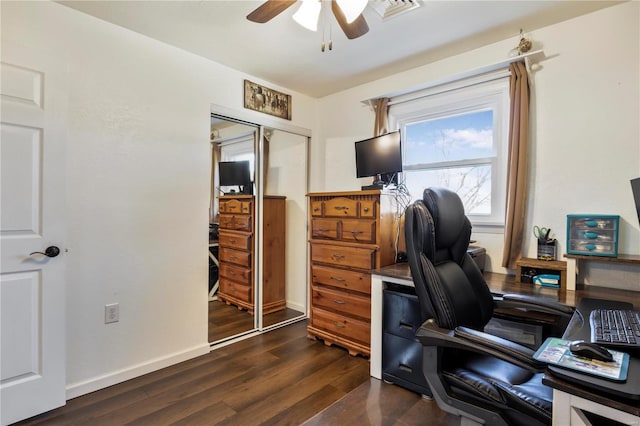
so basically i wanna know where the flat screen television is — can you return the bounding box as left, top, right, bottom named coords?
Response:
left=355, top=130, right=402, bottom=189
left=219, top=160, right=252, bottom=194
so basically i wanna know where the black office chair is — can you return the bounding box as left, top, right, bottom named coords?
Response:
left=405, top=188, right=574, bottom=426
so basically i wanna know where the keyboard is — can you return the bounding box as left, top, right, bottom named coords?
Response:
left=589, top=309, right=640, bottom=350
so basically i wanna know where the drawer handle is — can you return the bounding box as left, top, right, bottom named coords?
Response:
left=333, top=206, right=347, bottom=211
left=330, top=276, right=346, bottom=282
left=229, top=255, right=238, bottom=260
left=585, top=244, right=597, bottom=251
left=313, top=207, right=320, bottom=212
left=331, top=254, right=345, bottom=261
left=583, top=232, right=598, bottom=239
left=363, top=207, right=369, bottom=212
left=317, top=228, right=331, bottom=232
left=230, top=271, right=236, bottom=275
left=333, top=299, right=346, bottom=304
left=334, top=322, right=346, bottom=328
left=350, top=230, right=363, bottom=235
left=229, top=239, right=237, bottom=243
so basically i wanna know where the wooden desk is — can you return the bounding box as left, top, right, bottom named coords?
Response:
left=370, top=264, right=640, bottom=379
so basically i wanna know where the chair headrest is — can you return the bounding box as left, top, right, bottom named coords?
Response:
left=422, top=187, right=468, bottom=250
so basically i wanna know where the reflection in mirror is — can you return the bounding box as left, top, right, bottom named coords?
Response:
left=260, top=129, right=308, bottom=328
left=208, top=111, right=309, bottom=346
left=208, top=116, right=257, bottom=343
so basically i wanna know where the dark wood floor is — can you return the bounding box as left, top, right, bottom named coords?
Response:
left=208, top=300, right=304, bottom=343
left=17, top=321, right=456, bottom=426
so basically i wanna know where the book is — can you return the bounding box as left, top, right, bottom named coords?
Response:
left=533, top=337, right=629, bottom=382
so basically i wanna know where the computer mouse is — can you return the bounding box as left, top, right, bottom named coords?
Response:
left=569, top=340, right=614, bottom=362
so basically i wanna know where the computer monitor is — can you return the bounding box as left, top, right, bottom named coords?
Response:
left=354, top=130, right=402, bottom=189
left=219, top=161, right=251, bottom=193
left=631, top=177, right=640, bottom=225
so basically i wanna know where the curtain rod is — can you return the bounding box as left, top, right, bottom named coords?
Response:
left=362, top=50, right=545, bottom=108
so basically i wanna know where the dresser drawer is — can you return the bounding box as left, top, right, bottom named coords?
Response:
left=219, top=246, right=251, bottom=268
left=219, top=231, right=252, bottom=251
left=311, top=264, right=371, bottom=294
left=341, top=219, right=376, bottom=244
left=219, top=263, right=251, bottom=286
left=310, top=200, right=324, bottom=217
left=311, top=218, right=339, bottom=240
left=312, top=307, right=370, bottom=345
left=220, top=199, right=252, bottom=214
left=311, top=243, right=376, bottom=270
left=359, top=200, right=376, bottom=218
left=324, top=197, right=359, bottom=218
left=311, top=286, right=370, bottom=320
left=219, top=214, right=252, bottom=232
left=219, top=278, right=251, bottom=302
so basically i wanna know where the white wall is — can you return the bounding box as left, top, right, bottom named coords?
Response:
left=1, top=1, right=316, bottom=398
left=314, top=2, right=640, bottom=286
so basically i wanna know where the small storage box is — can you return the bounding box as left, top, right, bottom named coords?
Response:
left=566, top=215, right=619, bottom=257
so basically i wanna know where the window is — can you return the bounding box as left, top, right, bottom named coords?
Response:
left=390, top=77, right=510, bottom=227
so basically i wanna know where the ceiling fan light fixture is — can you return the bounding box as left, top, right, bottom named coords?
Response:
left=293, top=0, right=322, bottom=31
left=336, top=0, right=368, bottom=23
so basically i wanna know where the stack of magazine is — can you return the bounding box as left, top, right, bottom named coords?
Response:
left=533, top=337, right=629, bottom=382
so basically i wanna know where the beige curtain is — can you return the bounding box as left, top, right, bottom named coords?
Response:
left=373, top=97, right=390, bottom=136
left=209, top=142, right=222, bottom=223
left=502, top=61, right=530, bottom=269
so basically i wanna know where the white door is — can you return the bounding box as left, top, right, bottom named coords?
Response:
left=1, top=42, right=68, bottom=425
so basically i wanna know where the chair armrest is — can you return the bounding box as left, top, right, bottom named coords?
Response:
left=495, top=293, right=574, bottom=317
left=416, top=320, right=546, bottom=372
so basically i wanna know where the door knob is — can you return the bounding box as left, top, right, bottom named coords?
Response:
left=30, top=246, right=61, bottom=258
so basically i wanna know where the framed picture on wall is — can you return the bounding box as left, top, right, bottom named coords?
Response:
left=243, top=80, right=291, bottom=120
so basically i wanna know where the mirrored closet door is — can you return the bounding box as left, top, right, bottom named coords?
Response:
left=208, top=109, right=309, bottom=345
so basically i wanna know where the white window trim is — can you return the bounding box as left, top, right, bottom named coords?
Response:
left=390, top=76, right=510, bottom=228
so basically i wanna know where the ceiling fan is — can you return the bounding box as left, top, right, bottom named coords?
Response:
left=247, top=0, right=369, bottom=40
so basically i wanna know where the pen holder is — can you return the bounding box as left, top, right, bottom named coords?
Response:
left=537, top=239, right=557, bottom=261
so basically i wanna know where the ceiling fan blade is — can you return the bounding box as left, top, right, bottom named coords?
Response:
left=247, top=0, right=297, bottom=23
left=331, top=0, right=369, bottom=39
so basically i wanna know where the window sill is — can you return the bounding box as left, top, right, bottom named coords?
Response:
left=470, top=222, right=504, bottom=234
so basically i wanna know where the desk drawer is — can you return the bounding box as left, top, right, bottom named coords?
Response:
left=311, top=307, right=370, bottom=345
left=311, top=264, right=370, bottom=294
left=219, top=214, right=252, bottom=232
left=311, top=244, right=375, bottom=270
left=219, top=231, right=252, bottom=251
left=219, top=263, right=251, bottom=286
left=219, top=246, right=251, bottom=268
left=311, top=286, right=370, bottom=320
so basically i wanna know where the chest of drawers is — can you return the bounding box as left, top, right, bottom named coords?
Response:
left=217, top=195, right=286, bottom=314
left=307, top=190, right=397, bottom=356
left=566, top=214, right=620, bottom=257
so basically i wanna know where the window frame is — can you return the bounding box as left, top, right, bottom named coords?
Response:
left=389, top=77, right=510, bottom=229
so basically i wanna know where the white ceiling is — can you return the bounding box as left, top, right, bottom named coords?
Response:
left=58, top=0, right=620, bottom=98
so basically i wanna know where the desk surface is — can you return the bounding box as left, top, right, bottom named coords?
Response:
left=544, top=298, right=640, bottom=415
left=372, top=263, right=640, bottom=308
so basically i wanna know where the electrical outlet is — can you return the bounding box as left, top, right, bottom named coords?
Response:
left=105, top=303, right=119, bottom=324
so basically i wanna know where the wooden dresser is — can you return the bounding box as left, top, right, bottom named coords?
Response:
left=307, top=190, right=397, bottom=356
left=218, top=194, right=286, bottom=315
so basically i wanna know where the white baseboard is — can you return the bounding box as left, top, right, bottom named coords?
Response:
left=286, top=300, right=306, bottom=314
left=65, top=342, right=211, bottom=400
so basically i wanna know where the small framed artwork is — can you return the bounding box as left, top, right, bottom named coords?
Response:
left=243, top=80, right=291, bottom=120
